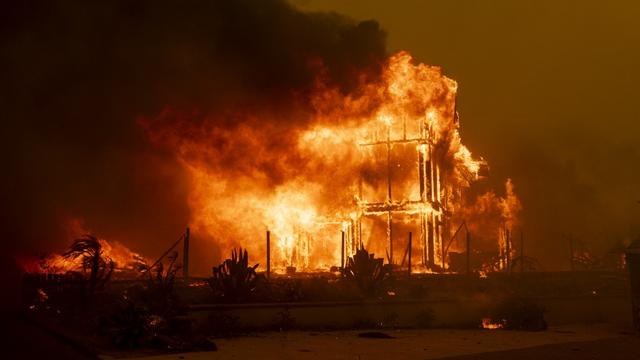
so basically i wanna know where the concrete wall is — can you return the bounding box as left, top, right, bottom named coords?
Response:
left=185, top=294, right=632, bottom=331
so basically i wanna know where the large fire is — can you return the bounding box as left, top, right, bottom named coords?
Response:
left=142, top=51, right=520, bottom=274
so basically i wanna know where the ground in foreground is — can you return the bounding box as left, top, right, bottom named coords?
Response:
left=112, top=324, right=638, bottom=360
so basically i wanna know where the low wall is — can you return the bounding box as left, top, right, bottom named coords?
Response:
left=184, top=294, right=632, bottom=330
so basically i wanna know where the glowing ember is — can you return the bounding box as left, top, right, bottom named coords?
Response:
left=481, top=318, right=504, bottom=330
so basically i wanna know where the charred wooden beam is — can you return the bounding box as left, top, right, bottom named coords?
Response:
left=466, top=231, right=471, bottom=275
left=387, top=211, right=393, bottom=265
left=359, top=200, right=439, bottom=215
left=266, top=230, right=271, bottom=278
left=520, top=230, right=524, bottom=273
left=341, top=231, right=345, bottom=269
left=387, top=125, right=393, bottom=265
left=504, top=229, right=511, bottom=274
left=183, top=227, right=190, bottom=280
left=421, top=213, right=427, bottom=265
left=359, top=138, right=429, bottom=147
left=408, top=232, right=412, bottom=275
left=428, top=215, right=435, bottom=266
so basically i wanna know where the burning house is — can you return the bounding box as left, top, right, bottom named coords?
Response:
left=172, top=52, right=519, bottom=274
left=24, top=52, right=519, bottom=277
left=350, top=57, right=481, bottom=272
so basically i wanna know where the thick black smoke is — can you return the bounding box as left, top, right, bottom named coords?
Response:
left=0, top=0, right=386, bottom=269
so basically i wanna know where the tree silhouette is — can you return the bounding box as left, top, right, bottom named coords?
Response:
left=63, top=234, right=114, bottom=294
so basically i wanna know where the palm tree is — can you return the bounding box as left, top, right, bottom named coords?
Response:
left=63, top=234, right=114, bottom=294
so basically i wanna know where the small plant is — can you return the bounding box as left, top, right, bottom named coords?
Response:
left=209, top=248, right=260, bottom=302
left=341, top=246, right=391, bottom=297
left=149, top=252, right=181, bottom=295
left=63, top=234, right=114, bottom=295
left=136, top=251, right=182, bottom=317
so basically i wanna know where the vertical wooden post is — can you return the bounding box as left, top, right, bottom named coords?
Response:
left=388, top=212, right=393, bottom=265
left=520, top=231, right=524, bottom=273
left=350, top=220, right=355, bottom=255
left=427, top=215, right=435, bottom=266
left=466, top=231, right=471, bottom=275
left=341, top=231, right=345, bottom=269
left=358, top=178, right=363, bottom=248
left=506, top=229, right=511, bottom=274
left=358, top=218, right=363, bottom=248
left=568, top=235, right=575, bottom=271
left=408, top=232, right=412, bottom=275
left=387, top=125, right=393, bottom=266
left=439, top=216, right=445, bottom=270
left=266, top=230, right=271, bottom=278
left=183, top=227, right=190, bottom=280
left=418, top=143, right=427, bottom=267
left=421, top=214, right=427, bottom=265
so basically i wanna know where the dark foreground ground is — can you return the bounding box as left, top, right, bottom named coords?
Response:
left=441, top=337, right=640, bottom=360
left=6, top=315, right=638, bottom=360
left=122, top=326, right=637, bottom=360
left=4, top=316, right=93, bottom=360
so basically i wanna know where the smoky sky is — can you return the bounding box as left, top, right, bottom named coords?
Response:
left=295, top=0, right=640, bottom=268
left=1, top=0, right=386, bottom=267
left=4, top=0, right=639, bottom=273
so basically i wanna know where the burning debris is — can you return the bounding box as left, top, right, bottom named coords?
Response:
left=22, top=234, right=147, bottom=277
left=481, top=318, right=504, bottom=330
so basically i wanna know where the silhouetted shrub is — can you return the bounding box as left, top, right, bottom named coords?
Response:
left=136, top=251, right=182, bottom=317
left=209, top=248, right=261, bottom=302
left=341, top=246, right=391, bottom=297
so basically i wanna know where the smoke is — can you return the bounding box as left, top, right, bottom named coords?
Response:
left=0, top=0, right=387, bottom=272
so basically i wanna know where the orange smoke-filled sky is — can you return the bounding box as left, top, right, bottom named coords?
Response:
left=2, top=0, right=639, bottom=273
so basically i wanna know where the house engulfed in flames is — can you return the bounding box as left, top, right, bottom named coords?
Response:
left=27, top=52, right=520, bottom=276
left=184, top=51, right=521, bottom=274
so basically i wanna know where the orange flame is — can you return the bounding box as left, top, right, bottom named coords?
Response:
left=145, top=51, right=519, bottom=273
left=31, top=239, right=145, bottom=275
left=481, top=318, right=504, bottom=330
left=23, top=219, right=147, bottom=275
